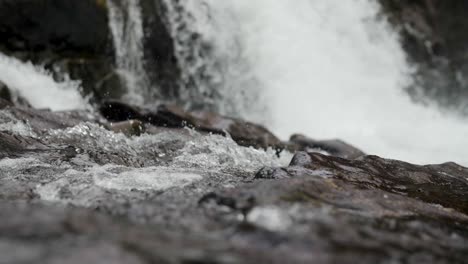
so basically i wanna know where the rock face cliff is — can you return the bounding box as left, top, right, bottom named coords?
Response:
left=379, top=0, right=468, bottom=112
left=0, top=0, right=181, bottom=103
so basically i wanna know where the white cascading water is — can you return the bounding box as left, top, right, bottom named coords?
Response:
left=0, top=1, right=467, bottom=165
left=169, top=0, right=468, bottom=165
left=163, top=0, right=267, bottom=121
left=0, top=53, right=86, bottom=111
left=107, top=0, right=150, bottom=105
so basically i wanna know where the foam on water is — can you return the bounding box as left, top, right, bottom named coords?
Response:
left=45, top=123, right=291, bottom=170
left=0, top=53, right=86, bottom=111
left=93, top=165, right=203, bottom=191
left=172, top=131, right=293, bottom=171
left=30, top=123, right=291, bottom=203
left=180, top=0, right=468, bottom=165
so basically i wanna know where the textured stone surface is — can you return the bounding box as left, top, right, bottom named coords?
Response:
left=1, top=105, right=468, bottom=263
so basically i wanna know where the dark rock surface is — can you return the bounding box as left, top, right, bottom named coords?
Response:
left=287, top=133, right=365, bottom=159
left=99, top=100, right=283, bottom=150
left=1, top=104, right=468, bottom=263
left=139, top=0, right=182, bottom=100
left=0, top=0, right=109, bottom=56
left=0, top=81, right=31, bottom=108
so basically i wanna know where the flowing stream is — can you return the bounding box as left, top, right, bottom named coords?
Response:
left=0, top=0, right=467, bottom=165
left=166, top=0, right=468, bottom=165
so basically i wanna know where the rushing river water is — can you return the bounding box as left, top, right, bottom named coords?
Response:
left=165, top=0, right=468, bottom=165
left=0, top=0, right=467, bottom=165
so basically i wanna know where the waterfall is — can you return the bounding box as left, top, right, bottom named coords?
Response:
left=162, top=0, right=268, bottom=121
left=167, top=0, right=468, bottom=165
left=107, top=0, right=150, bottom=105
left=0, top=53, right=86, bottom=111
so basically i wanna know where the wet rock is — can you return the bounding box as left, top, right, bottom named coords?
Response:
left=288, top=133, right=365, bottom=159
left=3, top=107, right=97, bottom=134
left=1, top=201, right=299, bottom=264
left=52, top=58, right=126, bottom=103
left=99, top=100, right=145, bottom=122
left=100, top=101, right=283, bottom=150
left=0, top=98, right=13, bottom=109
left=140, top=0, right=182, bottom=100
left=1, top=104, right=468, bottom=263
left=0, top=0, right=110, bottom=56
left=108, top=120, right=145, bottom=136
left=0, top=0, right=123, bottom=103
left=379, top=0, right=468, bottom=112
left=1, top=113, right=468, bottom=262
left=280, top=151, right=468, bottom=215
left=0, top=80, right=11, bottom=102
left=0, top=131, right=48, bottom=158
left=254, top=167, right=290, bottom=180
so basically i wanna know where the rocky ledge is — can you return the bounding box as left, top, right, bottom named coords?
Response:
left=0, top=98, right=467, bottom=264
